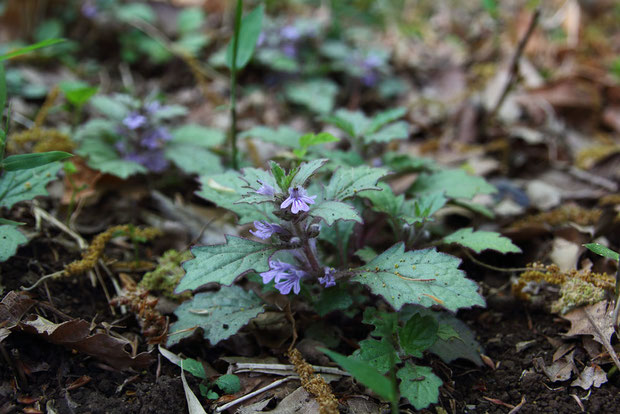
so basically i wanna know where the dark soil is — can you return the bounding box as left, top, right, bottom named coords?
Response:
left=3, top=235, right=619, bottom=414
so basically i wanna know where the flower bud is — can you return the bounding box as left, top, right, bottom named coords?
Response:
left=307, top=223, right=321, bottom=238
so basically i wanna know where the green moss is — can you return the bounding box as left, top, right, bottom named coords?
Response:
left=551, top=278, right=607, bottom=315
left=139, top=249, right=193, bottom=300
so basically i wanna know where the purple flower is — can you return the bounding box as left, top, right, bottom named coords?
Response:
left=145, top=101, right=162, bottom=114
left=259, top=260, right=307, bottom=295
left=123, top=112, right=147, bottom=130
left=250, top=221, right=281, bottom=239
left=260, top=260, right=295, bottom=284
left=257, top=32, right=266, bottom=47
left=319, top=267, right=336, bottom=288
left=280, top=25, right=300, bottom=41
left=275, top=269, right=306, bottom=295
left=256, top=180, right=276, bottom=196
left=281, top=44, right=297, bottom=58
left=141, top=127, right=172, bottom=149
left=280, top=186, right=316, bottom=214
left=126, top=150, right=169, bottom=172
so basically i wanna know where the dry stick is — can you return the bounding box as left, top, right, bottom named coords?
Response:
left=489, top=8, right=541, bottom=120
left=232, top=362, right=349, bottom=377
left=463, top=249, right=535, bottom=273
left=214, top=376, right=297, bottom=413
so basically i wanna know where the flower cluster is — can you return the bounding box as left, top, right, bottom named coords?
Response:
left=247, top=176, right=338, bottom=295
left=114, top=101, right=174, bottom=172
left=260, top=260, right=308, bottom=295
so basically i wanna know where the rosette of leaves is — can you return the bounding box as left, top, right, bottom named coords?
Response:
left=323, top=107, right=410, bottom=147
left=170, top=154, right=485, bottom=349
left=75, top=93, right=225, bottom=178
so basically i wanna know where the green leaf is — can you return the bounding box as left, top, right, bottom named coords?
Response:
left=90, top=95, right=130, bottom=121
left=366, top=107, right=407, bottom=134
left=177, top=7, right=205, bottom=34
left=77, top=138, right=146, bottom=178
left=319, top=348, right=396, bottom=402
left=285, top=79, right=338, bottom=114
left=310, top=200, right=361, bottom=226
left=214, top=374, right=241, bottom=395
left=164, top=145, right=223, bottom=175
left=382, top=152, right=438, bottom=173
left=0, top=163, right=62, bottom=209
left=324, top=166, right=388, bottom=201
left=117, top=3, right=156, bottom=23
left=321, top=114, right=356, bottom=138
left=239, top=126, right=301, bottom=148
left=318, top=220, right=355, bottom=259
left=168, top=285, right=265, bottom=346
left=59, top=81, right=98, bottom=106
left=269, top=161, right=287, bottom=191
left=398, top=313, right=438, bottom=358
left=313, top=285, right=353, bottom=316
left=0, top=218, right=24, bottom=226
left=159, top=347, right=207, bottom=379
left=0, top=225, right=27, bottom=262
left=225, top=4, right=264, bottom=70
left=171, top=124, right=226, bottom=148
left=364, top=121, right=409, bottom=144
left=299, top=132, right=340, bottom=148
left=355, top=247, right=378, bottom=263
left=443, top=228, right=521, bottom=254
left=362, top=307, right=398, bottom=339
left=361, top=182, right=403, bottom=218
left=0, top=38, right=66, bottom=61
left=399, top=305, right=483, bottom=366
left=176, top=236, right=279, bottom=292
left=151, top=105, right=188, bottom=122
left=410, top=192, right=447, bottom=222
left=397, top=363, right=442, bottom=410
left=352, top=338, right=400, bottom=374
left=196, top=171, right=276, bottom=224
left=352, top=243, right=485, bottom=311
left=451, top=198, right=495, bottom=219
left=2, top=151, right=72, bottom=171
left=289, top=159, right=327, bottom=189
left=584, top=243, right=619, bottom=261
left=409, top=169, right=496, bottom=200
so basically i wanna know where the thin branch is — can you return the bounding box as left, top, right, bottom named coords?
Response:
left=489, top=8, right=541, bottom=119
left=214, top=376, right=296, bottom=412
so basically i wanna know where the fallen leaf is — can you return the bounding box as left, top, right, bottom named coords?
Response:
left=571, top=364, right=608, bottom=389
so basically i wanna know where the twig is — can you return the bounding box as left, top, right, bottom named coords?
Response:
left=463, top=249, right=534, bottom=273
left=214, top=376, right=296, bottom=413
left=232, top=362, right=350, bottom=377
left=489, top=8, right=541, bottom=119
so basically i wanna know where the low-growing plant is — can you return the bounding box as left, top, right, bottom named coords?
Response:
left=167, top=151, right=520, bottom=409
left=75, top=93, right=225, bottom=178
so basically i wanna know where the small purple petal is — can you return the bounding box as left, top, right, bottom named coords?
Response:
left=319, top=267, right=336, bottom=288
left=250, top=221, right=281, bottom=239
left=274, top=269, right=306, bottom=295
left=123, top=112, right=147, bottom=130
left=256, top=180, right=276, bottom=196
left=259, top=260, right=296, bottom=285
left=280, top=25, right=300, bottom=41
left=280, top=186, right=316, bottom=214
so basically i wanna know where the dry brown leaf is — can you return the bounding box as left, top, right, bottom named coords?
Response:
left=563, top=300, right=620, bottom=370
left=0, top=291, right=153, bottom=370
left=571, top=364, right=608, bottom=390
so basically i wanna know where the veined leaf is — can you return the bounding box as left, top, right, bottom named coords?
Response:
left=176, top=236, right=279, bottom=292
left=324, top=166, right=388, bottom=201
left=168, top=285, right=265, bottom=346
left=310, top=200, right=362, bottom=226
left=398, top=313, right=438, bottom=358
left=352, top=243, right=485, bottom=311
left=397, top=363, right=442, bottom=410
left=289, top=159, right=327, bottom=189
left=443, top=228, right=521, bottom=254
left=0, top=163, right=62, bottom=209
left=0, top=225, right=27, bottom=262
left=364, top=121, right=409, bottom=144
left=409, top=169, right=496, bottom=200
left=352, top=338, right=400, bottom=374
left=366, top=107, right=407, bottom=134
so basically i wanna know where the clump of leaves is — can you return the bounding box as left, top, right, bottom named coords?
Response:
left=76, top=93, right=225, bottom=178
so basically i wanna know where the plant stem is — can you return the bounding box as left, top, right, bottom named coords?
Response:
left=294, top=221, right=321, bottom=274
left=229, top=0, right=243, bottom=170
